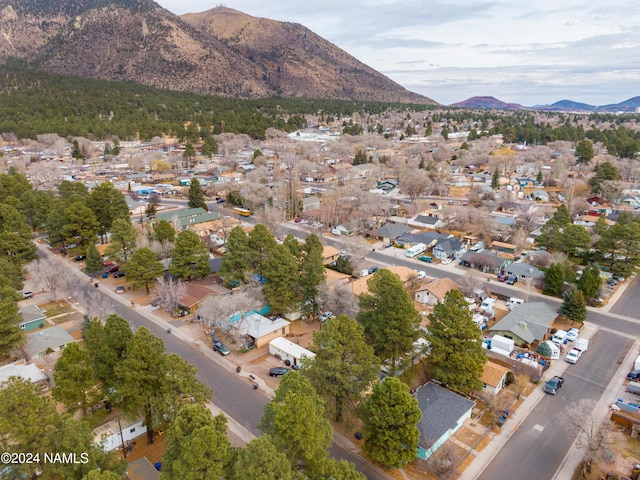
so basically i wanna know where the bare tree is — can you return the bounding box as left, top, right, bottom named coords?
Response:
left=561, top=399, right=609, bottom=477
left=511, top=372, right=530, bottom=400
left=27, top=257, right=72, bottom=301
left=340, top=236, right=371, bottom=270
left=458, top=270, right=482, bottom=297
left=323, top=282, right=358, bottom=316
left=258, top=206, right=285, bottom=237
left=83, top=290, right=117, bottom=322
left=154, top=277, right=186, bottom=314
left=400, top=168, right=432, bottom=203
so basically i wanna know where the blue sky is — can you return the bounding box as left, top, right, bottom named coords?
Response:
left=155, top=0, right=640, bottom=106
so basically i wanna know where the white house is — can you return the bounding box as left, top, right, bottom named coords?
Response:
left=93, top=417, right=147, bottom=452
left=481, top=362, right=510, bottom=396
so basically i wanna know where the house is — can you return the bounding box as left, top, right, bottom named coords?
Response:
left=375, top=223, right=413, bottom=244
left=302, top=196, right=321, bottom=212
left=481, top=362, right=510, bottom=395
left=517, top=178, right=537, bottom=188
left=125, top=196, right=147, bottom=216
left=25, top=326, right=75, bottom=360
left=154, top=208, right=220, bottom=230
left=377, top=179, right=398, bottom=193
left=19, top=304, right=47, bottom=332
left=126, top=458, right=160, bottom=480
left=532, top=189, right=550, bottom=202
left=503, top=262, right=545, bottom=287
left=396, top=231, right=445, bottom=248
left=351, top=266, right=416, bottom=296
left=415, top=382, right=475, bottom=460
left=415, top=278, right=459, bottom=306
left=459, top=251, right=511, bottom=274
left=94, top=417, right=147, bottom=452
left=234, top=313, right=290, bottom=348
left=409, top=215, right=444, bottom=230
left=178, top=284, right=220, bottom=311
left=334, top=220, right=361, bottom=236
left=432, top=236, right=466, bottom=261
left=488, top=302, right=559, bottom=346
left=322, top=245, right=342, bottom=265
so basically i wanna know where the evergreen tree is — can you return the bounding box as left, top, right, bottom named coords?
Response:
left=362, top=377, right=421, bottom=468
left=161, top=404, right=229, bottom=480
left=536, top=169, right=543, bottom=184
left=115, top=327, right=211, bottom=444
left=537, top=218, right=563, bottom=251
left=154, top=219, right=175, bottom=243
left=248, top=224, right=277, bottom=274
left=259, top=371, right=333, bottom=476
left=319, top=458, right=367, bottom=480
left=183, top=143, right=197, bottom=165
left=594, top=214, right=608, bottom=236
left=62, top=201, right=99, bottom=247
left=85, top=241, right=103, bottom=273
left=356, top=269, right=421, bottom=374
left=577, top=263, right=602, bottom=299
left=52, top=343, right=99, bottom=414
left=560, top=224, right=591, bottom=256
left=87, top=182, right=129, bottom=244
left=188, top=178, right=207, bottom=210
left=491, top=168, right=500, bottom=189
left=0, top=281, right=25, bottom=357
left=304, top=315, right=379, bottom=422
left=228, top=436, right=296, bottom=480
left=543, top=263, right=565, bottom=297
left=104, top=216, right=137, bottom=263
left=588, top=161, right=619, bottom=194
left=170, top=230, right=211, bottom=280
left=219, top=226, right=251, bottom=283
left=0, top=258, right=24, bottom=291
left=299, top=234, right=326, bottom=317
left=552, top=204, right=572, bottom=227
left=201, top=136, right=219, bottom=159
left=262, top=244, right=300, bottom=315
left=426, top=289, right=487, bottom=393
left=71, top=139, right=85, bottom=160
left=353, top=149, right=367, bottom=166
left=89, top=314, right=133, bottom=388
left=561, top=285, right=588, bottom=323
left=0, top=203, right=37, bottom=266
left=575, top=139, right=594, bottom=164
left=125, top=247, right=165, bottom=294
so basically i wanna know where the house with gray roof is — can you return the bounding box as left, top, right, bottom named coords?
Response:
left=503, top=262, right=545, bottom=287
left=488, top=302, right=559, bottom=346
left=432, top=236, right=466, bottom=260
left=396, top=231, right=446, bottom=248
left=25, top=326, right=75, bottom=360
left=415, top=382, right=475, bottom=460
left=459, top=251, right=511, bottom=274
left=375, top=223, right=413, bottom=243
left=19, top=305, right=46, bottom=332
left=409, top=215, right=444, bottom=230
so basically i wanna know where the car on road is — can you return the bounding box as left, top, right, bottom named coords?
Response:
left=213, top=342, right=230, bottom=356
left=544, top=375, right=564, bottom=395
left=416, top=271, right=426, bottom=279
left=269, top=367, right=290, bottom=377
left=565, top=328, right=580, bottom=342
left=506, top=275, right=518, bottom=285
left=115, top=286, right=125, bottom=294
left=294, top=218, right=302, bottom=223
left=319, top=311, right=333, bottom=322
left=113, top=271, right=126, bottom=278
left=22, top=291, right=33, bottom=299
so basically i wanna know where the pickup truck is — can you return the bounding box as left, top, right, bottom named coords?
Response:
left=544, top=376, right=564, bottom=395
left=565, top=348, right=582, bottom=364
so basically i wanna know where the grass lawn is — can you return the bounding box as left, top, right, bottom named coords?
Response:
left=38, top=301, right=74, bottom=317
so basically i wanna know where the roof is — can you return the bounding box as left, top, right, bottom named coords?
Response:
left=505, top=262, right=544, bottom=278
left=397, top=231, right=446, bottom=246
left=0, top=363, right=47, bottom=384
left=179, top=284, right=218, bottom=308
left=415, top=382, right=475, bottom=449
left=386, top=265, right=418, bottom=283
left=155, top=208, right=220, bottom=228
left=417, top=277, right=459, bottom=301
left=269, top=337, right=316, bottom=360
left=376, top=223, right=413, bottom=239
left=434, top=237, right=464, bottom=254
left=25, top=326, right=75, bottom=357
left=322, top=245, right=341, bottom=260
left=126, top=458, right=160, bottom=480
left=481, top=361, right=510, bottom=387
left=414, top=215, right=440, bottom=226
left=460, top=251, right=508, bottom=269
left=235, top=313, right=290, bottom=339
left=489, top=302, right=558, bottom=344
left=19, top=304, right=46, bottom=324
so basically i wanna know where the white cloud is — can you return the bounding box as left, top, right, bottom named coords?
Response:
left=156, top=0, right=640, bottom=106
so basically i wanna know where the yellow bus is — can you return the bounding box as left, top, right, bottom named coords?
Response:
left=233, top=207, right=252, bottom=217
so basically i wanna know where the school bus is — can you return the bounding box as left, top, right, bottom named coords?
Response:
left=233, top=207, right=252, bottom=217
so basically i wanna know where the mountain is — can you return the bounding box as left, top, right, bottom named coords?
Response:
left=180, top=7, right=434, bottom=104
left=596, top=96, right=640, bottom=112
left=449, top=96, right=524, bottom=110
left=534, top=100, right=596, bottom=112
left=0, top=0, right=435, bottom=103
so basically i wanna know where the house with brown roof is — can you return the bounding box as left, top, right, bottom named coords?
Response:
left=415, top=278, right=459, bottom=306
left=179, top=284, right=220, bottom=311
left=322, top=245, right=342, bottom=265
left=481, top=361, right=510, bottom=395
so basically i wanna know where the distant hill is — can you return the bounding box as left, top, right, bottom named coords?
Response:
left=449, top=96, right=524, bottom=110
left=0, top=0, right=436, bottom=103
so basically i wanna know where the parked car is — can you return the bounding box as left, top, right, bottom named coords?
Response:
left=294, top=218, right=302, bottom=223
left=544, top=375, right=564, bottom=395
left=22, top=291, right=33, bottom=299
left=72, top=255, right=86, bottom=262
left=627, top=370, right=640, bottom=381
left=416, top=271, right=426, bottom=280
left=368, top=266, right=379, bottom=274
left=506, top=275, right=518, bottom=285
left=115, top=286, right=125, bottom=294
left=565, top=328, right=580, bottom=342
left=441, top=257, right=453, bottom=265
left=213, top=342, right=230, bottom=356
left=105, top=264, right=119, bottom=273
left=113, top=271, right=126, bottom=278
left=269, top=367, right=290, bottom=377
left=319, top=311, right=333, bottom=322
left=215, top=197, right=225, bottom=203
left=497, top=273, right=507, bottom=282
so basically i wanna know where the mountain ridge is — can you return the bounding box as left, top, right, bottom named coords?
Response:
left=451, top=95, right=640, bottom=112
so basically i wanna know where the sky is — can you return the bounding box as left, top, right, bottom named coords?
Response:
left=155, top=0, right=640, bottom=107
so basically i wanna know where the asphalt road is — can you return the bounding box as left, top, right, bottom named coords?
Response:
left=478, top=329, right=633, bottom=480
left=610, top=274, right=640, bottom=318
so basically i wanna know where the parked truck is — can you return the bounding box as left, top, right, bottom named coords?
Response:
left=566, top=338, right=588, bottom=364
left=544, top=375, right=565, bottom=395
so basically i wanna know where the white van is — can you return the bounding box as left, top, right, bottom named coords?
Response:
left=359, top=269, right=369, bottom=278
left=551, top=329, right=568, bottom=345
left=506, top=297, right=524, bottom=311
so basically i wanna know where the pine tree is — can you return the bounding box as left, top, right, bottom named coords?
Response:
left=52, top=343, right=99, bottom=414
left=426, top=289, right=487, bottom=393
left=125, top=247, right=165, bottom=294
left=0, top=281, right=25, bottom=357
left=536, top=169, right=543, bottom=184
left=228, top=436, right=296, bottom=480
left=299, top=234, right=326, bottom=317
left=187, top=178, right=207, bottom=210
left=543, top=263, right=565, bottom=297
left=219, top=226, right=251, bottom=283
left=552, top=204, right=572, bottom=227
left=491, top=168, right=500, bottom=188
left=577, top=263, right=602, bottom=299
left=362, top=377, right=421, bottom=468
left=561, top=286, right=587, bottom=323
left=170, top=230, right=211, bottom=280
left=104, top=216, right=137, bottom=263
left=248, top=224, right=276, bottom=274
left=262, top=244, right=300, bottom=315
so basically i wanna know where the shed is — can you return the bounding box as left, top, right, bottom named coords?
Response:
left=481, top=362, right=510, bottom=395
left=268, top=337, right=316, bottom=368
left=415, top=382, right=475, bottom=460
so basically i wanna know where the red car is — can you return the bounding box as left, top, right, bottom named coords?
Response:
left=497, top=273, right=507, bottom=282
left=105, top=264, right=119, bottom=273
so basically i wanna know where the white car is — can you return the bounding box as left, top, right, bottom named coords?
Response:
left=565, top=328, right=580, bottom=342
left=319, top=311, right=333, bottom=322
left=441, top=257, right=453, bottom=265
left=416, top=271, right=426, bottom=279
